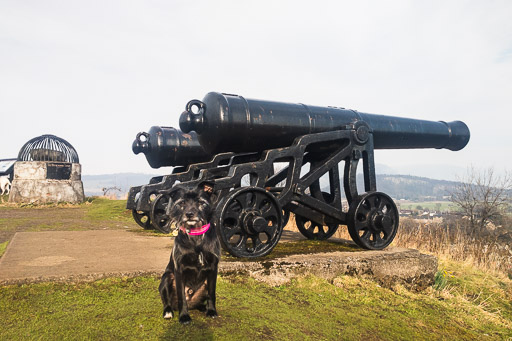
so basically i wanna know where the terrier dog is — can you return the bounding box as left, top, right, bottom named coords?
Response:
left=0, top=176, right=11, bottom=196
left=158, top=182, right=220, bottom=324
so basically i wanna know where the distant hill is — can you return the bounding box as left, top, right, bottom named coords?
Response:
left=82, top=173, right=160, bottom=196
left=319, top=174, right=459, bottom=201
left=83, top=172, right=461, bottom=202
left=368, top=174, right=459, bottom=201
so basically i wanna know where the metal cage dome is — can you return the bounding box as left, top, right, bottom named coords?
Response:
left=18, top=134, right=79, bottom=163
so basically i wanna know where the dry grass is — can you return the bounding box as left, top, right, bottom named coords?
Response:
left=285, top=213, right=512, bottom=277
left=392, top=218, right=512, bottom=277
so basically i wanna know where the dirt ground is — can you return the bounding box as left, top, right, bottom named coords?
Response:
left=0, top=203, right=138, bottom=244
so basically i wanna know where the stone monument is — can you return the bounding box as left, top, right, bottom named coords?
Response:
left=9, top=134, right=85, bottom=203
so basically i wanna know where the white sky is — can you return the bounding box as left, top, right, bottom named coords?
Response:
left=1, top=0, right=511, bottom=180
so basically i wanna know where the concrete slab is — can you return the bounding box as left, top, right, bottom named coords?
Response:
left=222, top=248, right=438, bottom=290
left=0, top=230, right=172, bottom=285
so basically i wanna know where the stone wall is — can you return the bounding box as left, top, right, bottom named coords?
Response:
left=9, top=161, right=85, bottom=203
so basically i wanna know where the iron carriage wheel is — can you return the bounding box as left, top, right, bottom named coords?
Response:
left=281, top=209, right=290, bottom=228
left=131, top=189, right=154, bottom=230
left=215, top=186, right=283, bottom=258
left=149, top=194, right=171, bottom=233
left=132, top=210, right=152, bottom=230
left=347, top=191, right=399, bottom=250
left=294, top=192, right=339, bottom=240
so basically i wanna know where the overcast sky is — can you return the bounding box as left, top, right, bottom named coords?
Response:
left=1, top=0, right=511, bottom=180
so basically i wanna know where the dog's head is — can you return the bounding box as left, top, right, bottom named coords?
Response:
left=167, top=182, right=214, bottom=233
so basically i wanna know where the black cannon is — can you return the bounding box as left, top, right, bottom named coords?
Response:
left=128, top=126, right=259, bottom=231
left=128, top=127, right=213, bottom=230
left=179, top=92, right=469, bottom=153
left=127, top=92, right=470, bottom=258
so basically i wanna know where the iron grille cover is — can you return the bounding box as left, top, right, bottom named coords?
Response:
left=18, top=134, right=79, bottom=163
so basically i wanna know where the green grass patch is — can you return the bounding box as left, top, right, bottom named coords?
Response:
left=437, top=258, right=512, bottom=322
left=0, top=241, right=8, bottom=258
left=433, top=269, right=451, bottom=291
left=1, top=261, right=511, bottom=340
left=84, top=198, right=133, bottom=222
left=0, top=216, right=39, bottom=232
left=222, top=239, right=360, bottom=262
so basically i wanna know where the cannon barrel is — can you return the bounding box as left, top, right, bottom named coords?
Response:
left=132, top=126, right=210, bottom=168
left=179, top=92, right=470, bottom=154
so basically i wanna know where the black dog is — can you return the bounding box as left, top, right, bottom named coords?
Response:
left=158, top=183, right=220, bottom=324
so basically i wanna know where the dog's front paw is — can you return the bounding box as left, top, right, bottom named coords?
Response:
left=179, top=314, right=192, bottom=325
left=206, top=309, right=218, bottom=318
left=163, top=309, right=174, bottom=319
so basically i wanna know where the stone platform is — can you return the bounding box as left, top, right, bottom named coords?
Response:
left=222, top=248, right=437, bottom=290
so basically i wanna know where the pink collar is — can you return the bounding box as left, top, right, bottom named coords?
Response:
left=180, top=223, right=210, bottom=236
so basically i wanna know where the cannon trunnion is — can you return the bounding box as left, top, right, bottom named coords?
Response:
left=128, top=92, right=470, bottom=258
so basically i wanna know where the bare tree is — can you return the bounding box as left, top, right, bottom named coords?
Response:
left=102, top=186, right=122, bottom=197
left=450, top=167, right=511, bottom=233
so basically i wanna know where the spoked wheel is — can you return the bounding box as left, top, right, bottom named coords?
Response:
left=282, top=209, right=290, bottom=228
left=295, top=192, right=339, bottom=240
left=216, top=187, right=283, bottom=258
left=347, top=192, right=399, bottom=250
left=295, top=215, right=339, bottom=240
left=150, top=194, right=171, bottom=233
left=132, top=210, right=152, bottom=230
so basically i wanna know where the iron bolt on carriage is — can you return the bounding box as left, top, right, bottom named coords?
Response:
left=127, top=92, right=470, bottom=258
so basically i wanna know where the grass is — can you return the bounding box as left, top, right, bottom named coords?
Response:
left=0, top=241, right=8, bottom=258
left=84, top=197, right=134, bottom=222
left=1, top=260, right=511, bottom=340
left=222, top=239, right=360, bottom=262
left=441, top=259, right=512, bottom=322
left=1, top=198, right=511, bottom=339
left=391, top=218, right=512, bottom=277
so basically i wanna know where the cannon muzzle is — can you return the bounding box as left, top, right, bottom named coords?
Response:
left=132, top=126, right=210, bottom=168
left=179, top=92, right=470, bottom=154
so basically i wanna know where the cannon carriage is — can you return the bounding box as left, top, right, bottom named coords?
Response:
left=127, top=92, right=470, bottom=258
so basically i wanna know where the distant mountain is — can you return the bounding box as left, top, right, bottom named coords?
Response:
left=373, top=163, right=467, bottom=182
left=318, top=174, right=460, bottom=201
left=368, top=174, right=460, bottom=201
left=82, top=173, right=159, bottom=196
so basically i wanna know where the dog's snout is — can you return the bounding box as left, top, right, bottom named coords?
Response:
left=185, top=212, right=195, bottom=219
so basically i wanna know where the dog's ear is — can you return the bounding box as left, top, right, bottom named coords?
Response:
left=199, top=182, right=215, bottom=199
